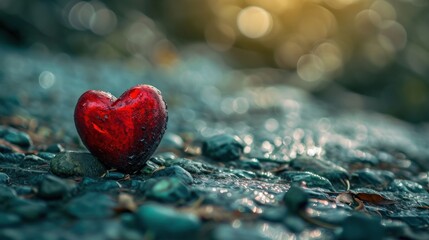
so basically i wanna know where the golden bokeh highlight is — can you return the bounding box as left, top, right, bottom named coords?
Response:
left=237, top=6, right=273, bottom=39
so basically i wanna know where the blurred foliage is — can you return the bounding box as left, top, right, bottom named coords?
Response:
left=0, top=0, right=429, bottom=122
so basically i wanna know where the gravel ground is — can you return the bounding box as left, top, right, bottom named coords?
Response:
left=1, top=47, right=429, bottom=239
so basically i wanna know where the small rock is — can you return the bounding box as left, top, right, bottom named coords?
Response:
left=213, top=224, right=270, bottom=240
left=159, top=133, right=184, bottom=150
left=0, top=213, right=21, bottom=227
left=19, top=155, right=48, bottom=168
left=165, top=158, right=212, bottom=174
left=0, top=172, right=11, bottom=184
left=0, top=184, right=17, bottom=202
left=236, top=158, right=262, bottom=170
left=140, top=160, right=159, bottom=175
left=338, top=214, right=384, bottom=240
left=144, top=177, right=191, bottom=203
left=351, top=169, right=395, bottom=189
left=202, top=134, right=244, bottom=161
left=10, top=198, right=47, bottom=221
left=0, top=152, right=25, bottom=163
left=37, top=152, right=56, bottom=160
left=50, top=151, right=107, bottom=177
left=65, top=193, right=116, bottom=219
left=14, top=185, right=36, bottom=195
left=37, top=175, right=72, bottom=199
left=0, top=126, right=32, bottom=149
left=280, top=171, right=334, bottom=191
left=283, top=186, right=308, bottom=214
left=84, top=180, right=122, bottom=192
left=45, top=143, right=65, bottom=153
left=290, top=157, right=349, bottom=189
left=388, top=179, right=426, bottom=194
left=135, top=204, right=200, bottom=237
left=103, top=171, right=126, bottom=180
left=152, top=166, right=193, bottom=185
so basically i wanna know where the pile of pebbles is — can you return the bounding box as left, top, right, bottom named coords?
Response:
left=1, top=49, right=429, bottom=239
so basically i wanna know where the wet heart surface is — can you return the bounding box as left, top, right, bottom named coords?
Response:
left=74, top=85, right=168, bottom=173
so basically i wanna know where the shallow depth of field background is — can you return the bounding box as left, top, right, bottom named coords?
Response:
left=0, top=0, right=428, bottom=122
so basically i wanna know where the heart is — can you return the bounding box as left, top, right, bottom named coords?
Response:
left=74, top=85, right=168, bottom=173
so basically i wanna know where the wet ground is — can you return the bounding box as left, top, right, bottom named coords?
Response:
left=1, top=46, right=429, bottom=239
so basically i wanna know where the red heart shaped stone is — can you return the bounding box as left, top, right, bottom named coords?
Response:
left=74, top=85, right=168, bottom=173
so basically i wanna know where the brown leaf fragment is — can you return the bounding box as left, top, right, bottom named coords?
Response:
left=353, top=192, right=395, bottom=205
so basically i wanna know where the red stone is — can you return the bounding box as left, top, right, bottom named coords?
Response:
left=74, top=85, right=168, bottom=173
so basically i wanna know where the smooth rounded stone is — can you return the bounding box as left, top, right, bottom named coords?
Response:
left=159, top=133, right=184, bottom=150
left=0, top=152, right=25, bottom=163
left=37, top=175, right=72, bottom=199
left=0, top=213, right=21, bottom=227
left=213, top=224, right=270, bottom=240
left=202, top=134, right=244, bottom=161
left=284, top=215, right=307, bottom=233
left=153, top=152, right=177, bottom=163
left=165, top=158, right=212, bottom=174
left=388, top=179, right=426, bottom=194
left=338, top=214, right=384, bottom=240
left=224, top=169, right=257, bottom=179
left=289, top=157, right=349, bottom=188
left=280, top=171, right=334, bottom=191
left=65, top=193, right=116, bottom=219
left=283, top=186, right=308, bottom=214
left=45, top=143, right=65, bottom=153
left=152, top=166, right=193, bottom=185
left=0, top=172, right=11, bottom=184
left=37, top=152, right=56, bottom=160
left=84, top=180, right=122, bottom=192
left=145, top=177, right=191, bottom=203
left=351, top=169, right=395, bottom=189
left=14, top=185, right=36, bottom=195
left=135, top=204, right=201, bottom=237
left=0, top=184, right=17, bottom=201
left=231, top=198, right=260, bottom=213
left=19, top=154, right=48, bottom=168
left=260, top=207, right=287, bottom=222
left=0, top=126, right=32, bottom=149
left=9, top=198, right=47, bottom=221
left=237, top=158, right=262, bottom=170
left=50, top=151, right=107, bottom=177
left=104, top=171, right=126, bottom=180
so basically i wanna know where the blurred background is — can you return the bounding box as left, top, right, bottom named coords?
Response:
left=0, top=0, right=428, bottom=122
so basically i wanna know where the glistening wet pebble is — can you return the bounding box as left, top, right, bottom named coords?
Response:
left=1, top=49, right=429, bottom=239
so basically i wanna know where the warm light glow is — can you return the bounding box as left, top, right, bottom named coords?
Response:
left=237, top=6, right=273, bottom=39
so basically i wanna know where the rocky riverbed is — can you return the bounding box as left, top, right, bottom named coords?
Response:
left=1, top=47, right=429, bottom=239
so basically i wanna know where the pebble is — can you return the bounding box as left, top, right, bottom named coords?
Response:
left=0, top=152, right=25, bottom=163
left=351, top=169, right=395, bottom=189
left=152, top=166, right=194, bottom=185
left=37, top=175, right=72, bottom=200
left=9, top=198, right=47, bottom=221
left=65, top=193, right=116, bottom=219
left=50, top=151, right=107, bottom=177
left=45, top=143, right=65, bottom=153
left=37, top=152, right=56, bottom=160
left=289, top=157, right=349, bottom=189
left=165, top=158, right=212, bottom=174
left=280, top=171, right=334, bottom=191
left=202, top=134, right=244, bottom=161
left=338, top=214, right=384, bottom=240
left=135, top=204, right=201, bottom=237
left=283, top=186, right=308, bottom=214
left=0, top=184, right=17, bottom=201
left=103, top=171, right=126, bottom=180
left=144, top=177, right=191, bottom=203
left=388, top=179, right=427, bottom=194
left=213, top=224, right=270, bottom=240
left=0, top=172, right=11, bottom=184
left=19, top=155, right=48, bottom=168
left=0, top=126, right=32, bottom=149
left=159, top=133, right=184, bottom=150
